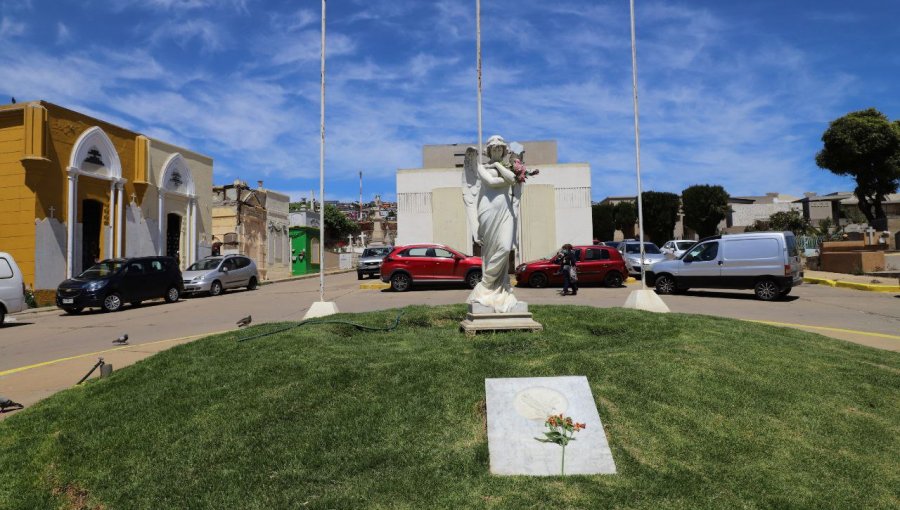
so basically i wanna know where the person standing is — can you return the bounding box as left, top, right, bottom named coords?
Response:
left=560, top=243, right=578, bottom=296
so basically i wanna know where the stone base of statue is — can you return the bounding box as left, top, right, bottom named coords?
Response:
left=459, top=302, right=543, bottom=336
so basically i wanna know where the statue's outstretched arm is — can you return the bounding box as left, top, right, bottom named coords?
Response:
left=492, top=162, right=517, bottom=185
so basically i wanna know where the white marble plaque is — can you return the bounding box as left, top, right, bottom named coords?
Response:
left=485, top=376, right=616, bottom=476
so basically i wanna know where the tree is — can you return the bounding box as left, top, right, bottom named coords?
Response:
left=815, top=108, right=900, bottom=224
left=591, top=203, right=616, bottom=241
left=613, top=201, right=637, bottom=239
left=681, top=184, right=730, bottom=238
left=323, top=204, right=360, bottom=246
left=746, top=210, right=812, bottom=236
left=640, top=191, right=681, bottom=246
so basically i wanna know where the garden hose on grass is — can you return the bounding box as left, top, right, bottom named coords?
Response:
left=236, top=309, right=406, bottom=343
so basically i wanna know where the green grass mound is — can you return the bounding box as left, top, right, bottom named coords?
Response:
left=1, top=306, right=898, bottom=509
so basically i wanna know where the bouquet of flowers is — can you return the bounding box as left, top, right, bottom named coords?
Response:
left=535, top=413, right=586, bottom=475
left=511, top=158, right=539, bottom=183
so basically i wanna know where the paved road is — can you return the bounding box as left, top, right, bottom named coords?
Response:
left=2, top=273, right=898, bottom=416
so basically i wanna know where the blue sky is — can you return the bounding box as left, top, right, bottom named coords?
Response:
left=1, top=0, right=898, bottom=203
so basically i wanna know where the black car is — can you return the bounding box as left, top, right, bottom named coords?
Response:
left=56, top=257, right=184, bottom=313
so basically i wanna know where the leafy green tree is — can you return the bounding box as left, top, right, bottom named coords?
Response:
left=613, top=201, right=637, bottom=239
left=592, top=203, right=616, bottom=241
left=324, top=204, right=360, bottom=246
left=681, top=184, right=730, bottom=238
left=815, top=108, right=900, bottom=224
left=640, top=191, right=681, bottom=246
left=766, top=210, right=812, bottom=235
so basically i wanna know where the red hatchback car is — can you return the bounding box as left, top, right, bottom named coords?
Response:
left=515, top=245, right=627, bottom=288
left=380, top=244, right=483, bottom=292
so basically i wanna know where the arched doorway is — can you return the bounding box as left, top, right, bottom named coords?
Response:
left=167, top=213, right=182, bottom=260
left=81, top=199, right=103, bottom=271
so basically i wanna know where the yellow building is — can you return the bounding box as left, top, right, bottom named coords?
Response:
left=0, top=100, right=213, bottom=296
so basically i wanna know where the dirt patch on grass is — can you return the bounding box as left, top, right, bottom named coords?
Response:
left=51, top=482, right=103, bottom=510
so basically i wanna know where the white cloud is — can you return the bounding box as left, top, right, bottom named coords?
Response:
left=55, top=22, right=70, bottom=44
left=150, top=19, right=225, bottom=52
left=0, top=16, right=25, bottom=39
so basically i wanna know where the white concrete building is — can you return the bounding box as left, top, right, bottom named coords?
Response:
left=397, top=141, right=592, bottom=263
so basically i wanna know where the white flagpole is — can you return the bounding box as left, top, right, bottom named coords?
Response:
left=319, top=0, right=326, bottom=302
left=476, top=0, right=483, bottom=162
left=629, top=0, right=647, bottom=290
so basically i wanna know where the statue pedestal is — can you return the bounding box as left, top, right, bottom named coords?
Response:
left=459, top=302, right=543, bottom=336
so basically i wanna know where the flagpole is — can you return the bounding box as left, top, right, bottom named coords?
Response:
left=476, top=0, right=483, bottom=163
left=319, top=0, right=326, bottom=302
left=629, top=0, right=647, bottom=290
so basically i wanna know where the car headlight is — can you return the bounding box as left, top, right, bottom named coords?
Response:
left=192, top=275, right=205, bottom=282
left=516, top=264, right=526, bottom=272
left=86, top=280, right=107, bottom=291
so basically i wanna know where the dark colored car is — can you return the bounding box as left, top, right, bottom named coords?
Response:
left=515, top=245, right=627, bottom=288
left=56, top=257, right=184, bottom=313
left=380, top=244, right=482, bottom=292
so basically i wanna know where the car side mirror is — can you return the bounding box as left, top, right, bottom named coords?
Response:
left=221, top=267, right=229, bottom=273
left=683, top=255, right=693, bottom=263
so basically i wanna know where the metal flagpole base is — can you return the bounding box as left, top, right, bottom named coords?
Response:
left=623, top=289, right=670, bottom=313
left=304, top=301, right=339, bottom=319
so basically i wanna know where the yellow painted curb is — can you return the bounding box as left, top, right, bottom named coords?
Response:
left=834, top=280, right=900, bottom=293
left=625, top=277, right=638, bottom=284
left=803, top=277, right=837, bottom=287
left=360, top=281, right=390, bottom=290
left=804, top=276, right=899, bottom=292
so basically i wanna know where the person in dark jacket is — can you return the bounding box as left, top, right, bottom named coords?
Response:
left=559, top=243, right=578, bottom=296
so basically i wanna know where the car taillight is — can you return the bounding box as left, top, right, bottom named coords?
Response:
left=784, top=264, right=791, bottom=276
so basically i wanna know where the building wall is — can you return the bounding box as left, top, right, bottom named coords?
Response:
left=726, top=202, right=801, bottom=229
left=396, top=162, right=591, bottom=262
left=264, top=189, right=291, bottom=280
left=422, top=140, right=558, bottom=169
left=0, top=109, right=37, bottom=286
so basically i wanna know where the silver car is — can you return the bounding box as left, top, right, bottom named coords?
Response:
left=357, top=246, right=393, bottom=280
left=661, top=240, right=697, bottom=258
left=182, top=254, right=259, bottom=296
left=619, top=242, right=667, bottom=277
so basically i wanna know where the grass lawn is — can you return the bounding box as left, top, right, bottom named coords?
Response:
left=0, top=305, right=898, bottom=509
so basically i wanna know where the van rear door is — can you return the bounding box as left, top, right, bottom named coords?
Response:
left=784, top=233, right=802, bottom=284
left=720, top=237, right=783, bottom=288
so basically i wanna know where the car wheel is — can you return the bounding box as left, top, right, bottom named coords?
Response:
left=754, top=279, right=780, bottom=301
left=603, top=271, right=624, bottom=288
left=247, top=277, right=258, bottom=290
left=209, top=280, right=223, bottom=296
left=102, top=292, right=123, bottom=312
left=466, top=270, right=482, bottom=289
left=0, top=307, right=4, bottom=326
left=390, top=273, right=411, bottom=292
left=357, top=272, right=364, bottom=280
left=64, top=307, right=84, bottom=315
left=529, top=272, right=548, bottom=288
left=655, top=274, right=676, bottom=295
left=164, top=286, right=181, bottom=303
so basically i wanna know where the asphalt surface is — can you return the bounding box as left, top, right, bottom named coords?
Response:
left=1, top=272, right=899, bottom=417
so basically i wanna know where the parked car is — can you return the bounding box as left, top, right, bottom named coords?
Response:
left=0, top=252, right=27, bottom=325
left=645, top=231, right=802, bottom=301
left=380, top=244, right=482, bottom=292
left=182, top=254, right=259, bottom=296
left=618, top=241, right=667, bottom=277
left=516, top=245, right=628, bottom=288
left=661, top=240, right=697, bottom=258
left=357, top=246, right=393, bottom=280
left=56, top=257, right=184, bottom=313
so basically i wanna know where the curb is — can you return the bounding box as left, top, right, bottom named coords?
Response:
left=803, top=276, right=900, bottom=293
left=360, top=281, right=390, bottom=290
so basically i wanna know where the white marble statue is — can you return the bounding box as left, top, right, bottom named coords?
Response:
left=463, top=135, right=519, bottom=312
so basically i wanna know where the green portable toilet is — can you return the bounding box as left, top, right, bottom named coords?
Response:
left=290, top=226, right=321, bottom=275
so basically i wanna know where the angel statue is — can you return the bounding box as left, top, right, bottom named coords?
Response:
left=462, top=135, right=520, bottom=313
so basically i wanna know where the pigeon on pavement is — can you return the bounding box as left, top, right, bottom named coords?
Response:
left=113, top=334, right=129, bottom=345
left=236, top=315, right=252, bottom=328
left=0, top=395, right=24, bottom=412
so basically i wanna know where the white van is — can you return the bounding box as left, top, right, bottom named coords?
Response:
left=646, top=232, right=802, bottom=301
left=0, top=252, right=27, bottom=325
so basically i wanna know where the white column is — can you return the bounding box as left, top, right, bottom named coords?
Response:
left=108, top=180, right=117, bottom=258
left=158, top=191, right=165, bottom=256
left=66, top=169, right=79, bottom=278
left=115, top=180, right=124, bottom=258
left=189, top=197, right=197, bottom=264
